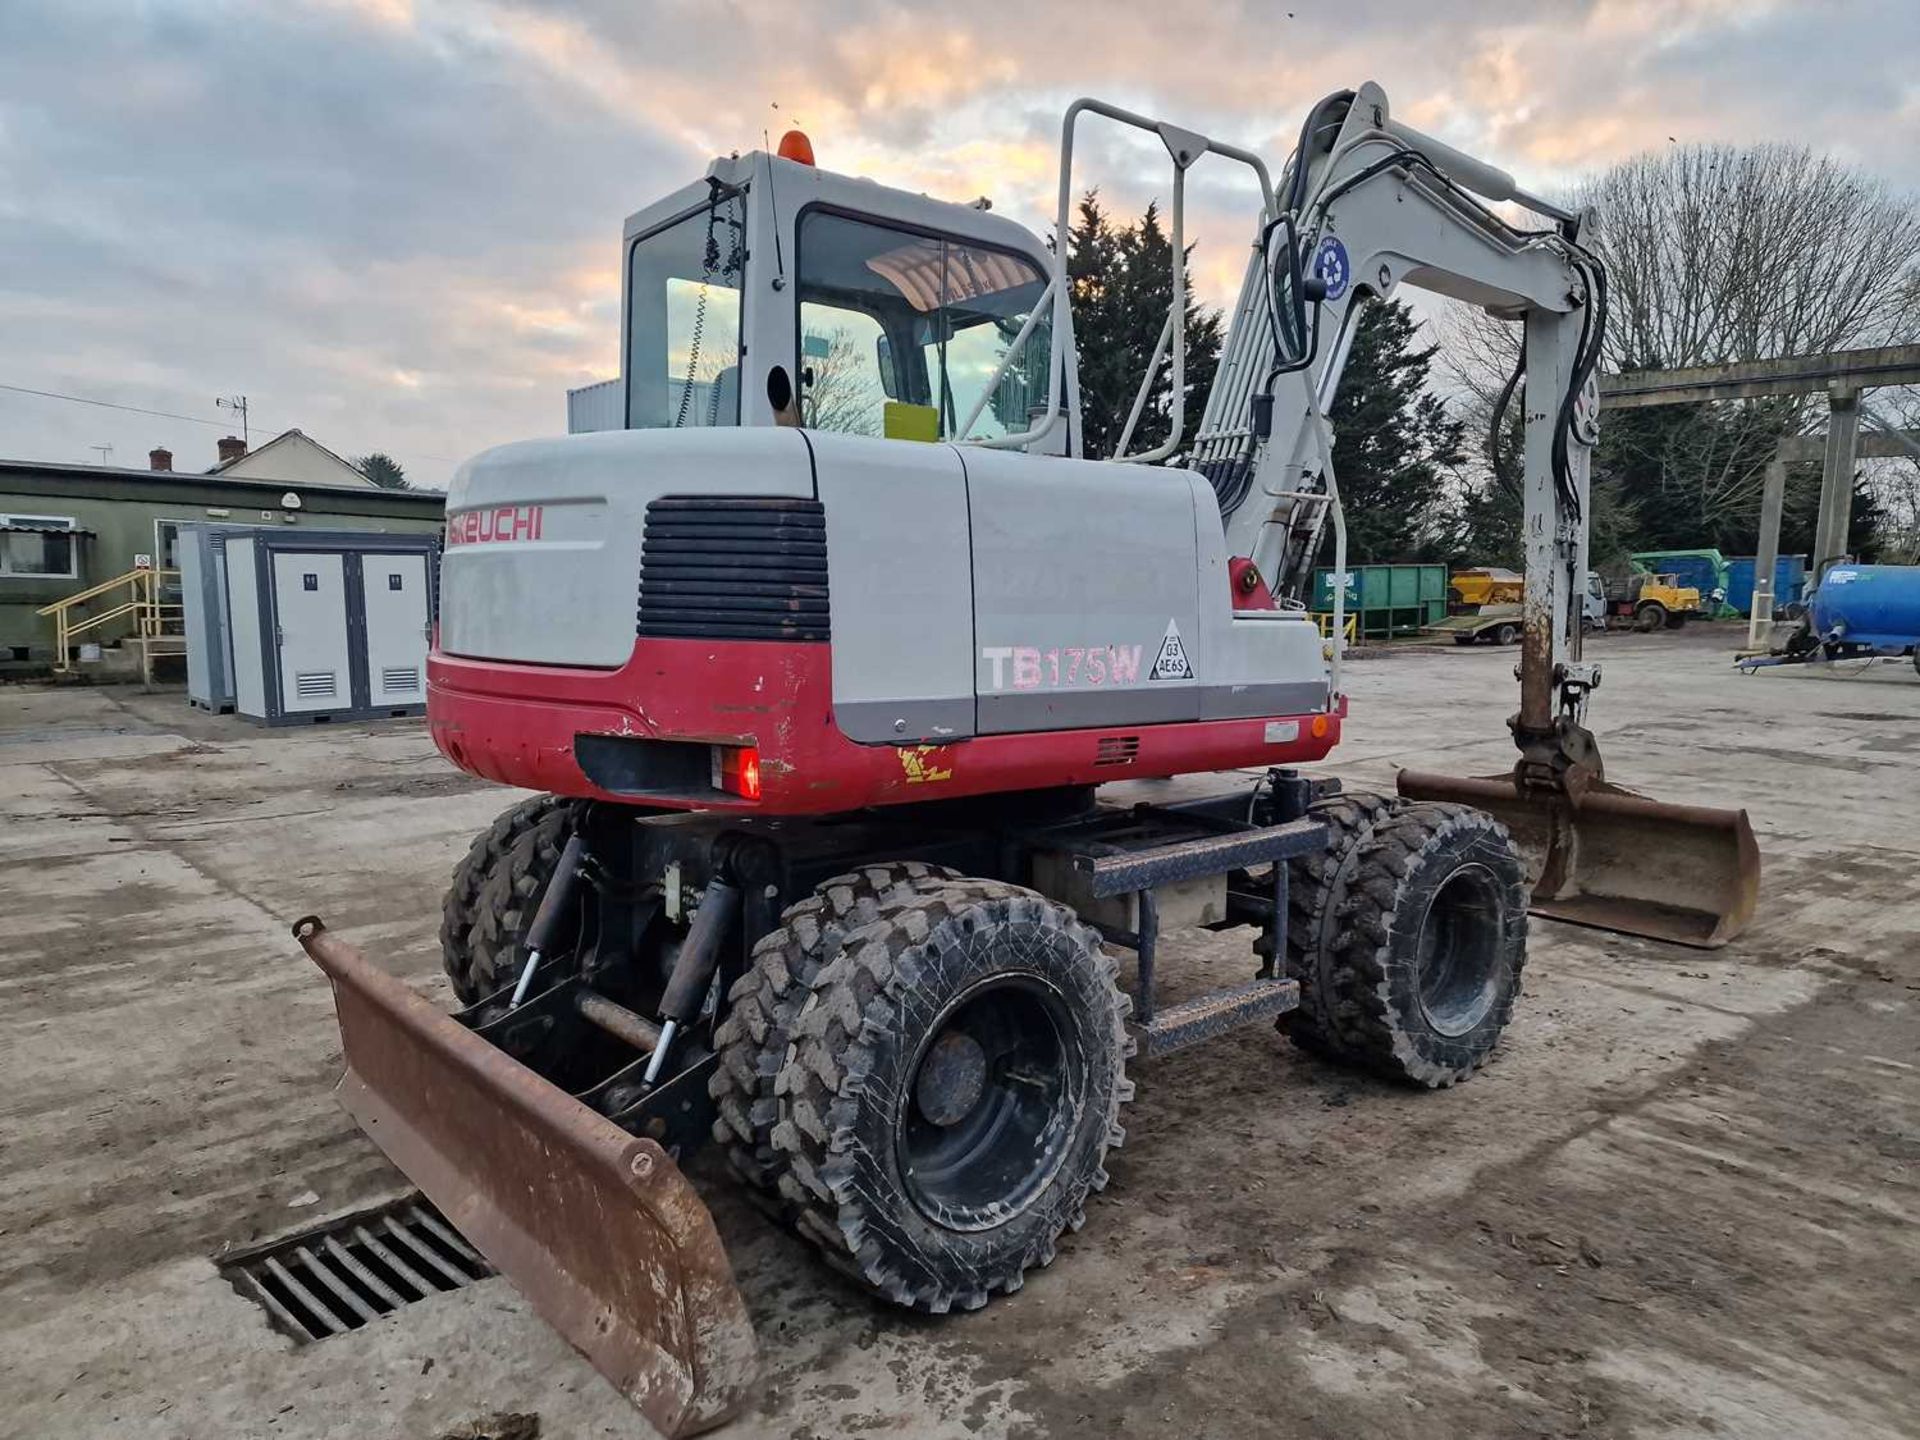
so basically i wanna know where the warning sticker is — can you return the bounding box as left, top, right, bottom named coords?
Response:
left=1151, top=620, right=1194, bottom=681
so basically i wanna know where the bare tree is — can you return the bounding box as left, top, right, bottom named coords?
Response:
left=801, top=327, right=886, bottom=436
left=1443, top=143, right=1920, bottom=557
left=1581, top=145, right=1919, bottom=369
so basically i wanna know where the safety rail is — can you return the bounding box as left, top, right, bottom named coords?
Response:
left=36, top=567, right=183, bottom=675
left=959, top=97, right=1277, bottom=460
left=1309, top=611, right=1358, bottom=643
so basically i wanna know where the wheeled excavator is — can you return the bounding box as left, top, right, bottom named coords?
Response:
left=292, top=84, right=1759, bottom=1435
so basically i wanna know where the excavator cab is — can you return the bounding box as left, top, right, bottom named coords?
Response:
left=619, top=141, right=1068, bottom=450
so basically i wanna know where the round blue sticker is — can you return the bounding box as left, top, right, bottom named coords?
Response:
left=1313, top=236, right=1350, bottom=301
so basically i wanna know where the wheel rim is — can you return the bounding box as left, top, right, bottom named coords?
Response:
left=895, top=975, right=1081, bottom=1232
left=1413, top=864, right=1505, bottom=1037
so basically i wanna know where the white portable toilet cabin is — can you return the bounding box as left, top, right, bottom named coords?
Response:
left=223, top=529, right=441, bottom=724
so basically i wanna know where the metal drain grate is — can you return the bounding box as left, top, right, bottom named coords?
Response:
left=222, top=1194, right=493, bottom=1342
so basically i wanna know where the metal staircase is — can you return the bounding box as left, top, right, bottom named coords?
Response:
left=35, top=566, right=185, bottom=683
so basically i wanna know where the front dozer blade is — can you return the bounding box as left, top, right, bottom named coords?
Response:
left=292, top=918, right=757, bottom=1437
left=1394, top=774, right=1760, bottom=949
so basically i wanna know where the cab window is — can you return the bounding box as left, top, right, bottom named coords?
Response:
left=626, top=191, right=747, bottom=429
left=794, top=211, right=1051, bottom=440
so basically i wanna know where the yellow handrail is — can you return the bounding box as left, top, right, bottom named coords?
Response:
left=36, top=567, right=181, bottom=673
left=1309, top=611, right=1358, bottom=642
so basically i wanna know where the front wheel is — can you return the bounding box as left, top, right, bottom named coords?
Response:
left=1635, top=602, right=1666, bottom=632
left=1326, top=802, right=1529, bottom=1087
left=773, top=881, right=1133, bottom=1312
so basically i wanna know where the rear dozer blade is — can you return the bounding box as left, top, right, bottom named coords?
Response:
left=1394, top=774, right=1760, bottom=949
left=292, top=917, right=757, bottom=1437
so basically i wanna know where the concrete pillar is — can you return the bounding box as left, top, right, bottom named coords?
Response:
left=1751, top=451, right=1789, bottom=648
left=1812, top=385, right=1860, bottom=581
left=1748, top=449, right=1788, bottom=649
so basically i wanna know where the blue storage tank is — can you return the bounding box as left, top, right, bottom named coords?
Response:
left=1809, top=565, right=1920, bottom=649
left=1725, top=554, right=1807, bottom=616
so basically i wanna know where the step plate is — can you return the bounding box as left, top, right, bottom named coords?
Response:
left=1133, top=976, right=1300, bottom=1058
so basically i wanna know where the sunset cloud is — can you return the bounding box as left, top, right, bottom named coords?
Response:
left=1, top=0, right=1913, bottom=485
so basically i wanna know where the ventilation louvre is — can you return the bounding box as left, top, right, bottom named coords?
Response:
left=294, top=671, right=337, bottom=699
left=222, top=1195, right=492, bottom=1343
left=381, top=666, right=421, bottom=693
left=638, top=496, right=829, bottom=643
left=1094, top=734, right=1141, bottom=767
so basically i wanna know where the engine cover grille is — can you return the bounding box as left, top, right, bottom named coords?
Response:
left=637, top=496, right=829, bottom=643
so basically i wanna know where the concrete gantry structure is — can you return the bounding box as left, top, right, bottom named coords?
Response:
left=1600, top=345, right=1920, bottom=640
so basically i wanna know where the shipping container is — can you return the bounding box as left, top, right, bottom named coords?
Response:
left=1723, top=554, right=1808, bottom=617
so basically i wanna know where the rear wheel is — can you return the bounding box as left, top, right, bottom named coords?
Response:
left=1494, top=622, right=1519, bottom=646
left=709, top=861, right=959, bottom=1198
left=1326, top=802, right=1529, bottom=1087
left=440, top=794, right=579, bottom=1003
left=773, top=881, right=1133, bottom=1312
left=1635, top=602, right=1666, bottom=632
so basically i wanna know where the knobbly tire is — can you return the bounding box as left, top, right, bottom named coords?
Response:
left=1327, top=801, right=1529, bottom=1087
left=771, top=880, right=1134, bottom=1313
left=458, top=798, right=586, bottom=1003
left=709, top=861, right=960, bottom=1199
left=1272, top=789, right=1397, bottom=1058
left=439, top=794, right=578, bottom=1003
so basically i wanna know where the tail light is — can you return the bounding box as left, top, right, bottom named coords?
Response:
left=712, top=745, right=762, bottom=801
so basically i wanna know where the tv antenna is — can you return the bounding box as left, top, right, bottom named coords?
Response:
left=216, top=394, right=249, bottom=444
left=89, top=443, right=115, bottom=466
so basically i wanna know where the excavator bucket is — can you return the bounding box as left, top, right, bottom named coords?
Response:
left=292, top=918, right=757, bottom=1437
left=1394, top=774, right=1760, bottom=949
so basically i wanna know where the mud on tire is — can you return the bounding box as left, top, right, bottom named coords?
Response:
left=1328, top=801, right=1529, bottom=1087
left=709, top=861, right=960, bottom=1197
left=439, top=794, right=578, bottom=1003
left=772, top=881, right=1134, bottom=1313
left=1272, top=789, right=1397, bottom=1058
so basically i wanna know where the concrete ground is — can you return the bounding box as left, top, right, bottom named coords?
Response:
left=1, top=625, right=1915, bottom=1440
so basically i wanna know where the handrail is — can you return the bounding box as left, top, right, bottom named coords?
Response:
left=36, top=567, right=181, bottom=673
left=981, top=96, right=1278, bottom=456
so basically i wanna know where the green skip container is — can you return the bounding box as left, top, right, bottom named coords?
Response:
left=1311, top=563, right=1449, bottom=638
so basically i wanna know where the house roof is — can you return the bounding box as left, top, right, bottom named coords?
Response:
left=0, top=454, right=444, bottom=505
left=211, top=428, right=372, bottom=485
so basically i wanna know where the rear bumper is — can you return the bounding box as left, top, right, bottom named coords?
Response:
left=429, top=641, right=1344, bottom=816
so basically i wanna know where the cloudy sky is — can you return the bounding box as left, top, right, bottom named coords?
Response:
left=2, top=0, right=1915, bottom=488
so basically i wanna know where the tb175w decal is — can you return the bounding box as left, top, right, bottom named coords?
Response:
left=981, top=621, right=1194, bottom=692
left=981, top=644, right=1141, bottom=691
